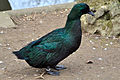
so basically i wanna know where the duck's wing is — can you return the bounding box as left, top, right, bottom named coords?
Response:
left=13, top=29, right=65, bottom=60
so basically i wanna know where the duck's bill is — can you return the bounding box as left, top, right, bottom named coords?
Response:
left=88, top=11, right=95, bottom=16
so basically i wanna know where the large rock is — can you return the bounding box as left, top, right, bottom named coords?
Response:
left=81, top=2, right=120, bottom=37
left=0, top=0, right=11, bottom=11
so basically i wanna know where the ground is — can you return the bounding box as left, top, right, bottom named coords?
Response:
left=0, top=9, right=120, bottom=80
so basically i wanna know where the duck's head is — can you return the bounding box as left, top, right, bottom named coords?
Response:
left=68, top=3, right=94, bottom=19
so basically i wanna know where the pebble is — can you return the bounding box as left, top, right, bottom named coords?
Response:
left=1, top=67, right=6, bottom=70
left=40, top=20, right=43, bottom=23
left=101, top=67, right=104, bottom=69
left=2, top=12, right=6, bottom=13
left=36, top=38, right=39, bottom=39
left=8, top=47, right=11, bottom=50
left=0, top=43, right=2, bottom=46
left=65, top=9, right=68, bottom=11
left=92, top=47, right=96, bottom=50
left=106, top=37, right=109, bottom=39
left=24, top=75, right=27, bottom=77
left=105, top=44, right=108, bottom=46
left=104, top=48, right=107, bottom=50
left=8, top=77, right=11, bottom=79
left=95, top=37, right=99, bottom=39
left=34, top=74, right=38, bottom=76
left=0, top=61, right=3, bottom=64
left=97, top=75, right=100, bottom=77
left=7, top=44, right=10, bottom=46
left=98, top=58, right=103, bottom=61
left=0, top=31, right=4, bottom=34
left=36, top=70, right=39, bottom=72
left=20, top=76, right=24, bottom=79
left=110, top=42, right=113, bottom=45
left=26, top=42, right=29, bottom=44
left=113, top=36, right=116, bottom=39
left=113, top=67, right=116, bottom=69
left=101, top=5, right=107, bottom=9
left=60, top=11, right=63, bottom=14
left=87, top=60, right=93, bottom=64
left=32, top=39, right=34, bottom=41
left=90, top=40, right=94, bottom=44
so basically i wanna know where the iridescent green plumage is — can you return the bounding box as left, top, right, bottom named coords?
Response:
left=13, top=3, right=94, bottom=75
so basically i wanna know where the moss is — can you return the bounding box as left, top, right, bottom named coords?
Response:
left=105, top=20, right=113, bottom=36
left=106, top=20, right=113, bottom=29
left=104, top=12, right=111, bottom=20
left=102, top=26, right=106, bottom=30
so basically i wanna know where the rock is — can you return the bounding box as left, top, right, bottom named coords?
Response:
left=95, top=7, right=108, bottom=19
left=0, top=12, right=15, bottom=28
left=109, top=3, right=120, bottom=18
left=81, top=2, right=120, bottom=37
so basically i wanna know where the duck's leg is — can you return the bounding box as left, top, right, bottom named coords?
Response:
left=35, top=71, right=46, bottom=79
left=46, top=66, right=60, bottom=76
left=54, top=65, right=67, bottom=70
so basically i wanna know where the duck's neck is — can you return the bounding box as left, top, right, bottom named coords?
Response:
left=64, top=15, right=82, bottom=35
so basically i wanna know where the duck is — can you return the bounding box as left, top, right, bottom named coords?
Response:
left=13, top=3, right=94, bottom=78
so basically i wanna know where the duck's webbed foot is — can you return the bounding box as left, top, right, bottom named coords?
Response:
left=54, top=65, right=67, bottom=70
left=46, top=67, right=60, bottom=76
left=35, top=71, right=46, bottom=79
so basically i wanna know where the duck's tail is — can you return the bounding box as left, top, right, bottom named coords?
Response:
left=13, top=51, right=25, bottom=60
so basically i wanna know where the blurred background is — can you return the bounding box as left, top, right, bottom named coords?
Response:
left=0, top=0, right=119, bottom=37
left=0, top=0, right=74, bottom=10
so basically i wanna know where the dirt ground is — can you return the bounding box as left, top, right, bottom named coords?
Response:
left=0, top=9, right=120, bottom=80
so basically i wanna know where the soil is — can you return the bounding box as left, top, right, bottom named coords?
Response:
left=0, top=9, right=120, bottom=80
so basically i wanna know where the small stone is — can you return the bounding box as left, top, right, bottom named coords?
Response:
left=60, top=11, right=63, bottom=14
left=8, top=77, right=11, bottom=79
left=7, top=44, right=10, bottom=46
left=97, top=75, right=100, bottom=77
left=26, top=42, right=29, bottom=44
left=106, top=37, right=109, bottom=39
left=90, top=40, right=94, bottom=44
left=113, top=36, right=116, bottom=39
left=110, top=42, right=113, bottom=45
left=92, top=47, right=96, bottom=50
left=101, top=6, right=107, bottom=9
left=113, top=67, right=116, bottom=69
left=2, top=12, right=6, bottom=13
left=34, top=74, right=38, bottom=76
left=40, top=20, right=43, bottom=23
left=5, top=57, right=7, bottom=59
left=0, top=43, right=2, bottom=46
left=36, top=38, right=39, bottom=39
left=0, top=61, right=3, bottom=64
left=65, top=9, right=68, bottom=11
left=105, top=44, right=109, bottom=46
left=1, top=67, right=6, bottom=70
left=87, top=60, right=93, bottom=64
left=36, top=70, right=39, bottom=72
left=20, top=76, right=24, bottom=79
left=24, top=75, right=27, bottom=77
left=0, top=31, right=4, bottom=34
left=95, top=37, right=99, bottom=39
left=104, top=48, right=107, bottom=50
left=8, top=47, right=11, bottom=50
left=101, top=67, right=104, bottom=69
left=90, top=40, right=92, bottom=43
left=32, top=39, right=34, bottom=41
left=98, top=58, right=103, bottom=61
